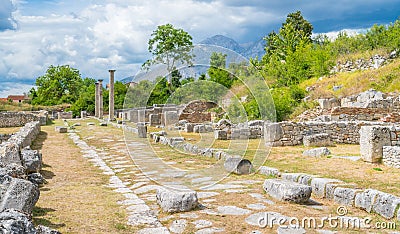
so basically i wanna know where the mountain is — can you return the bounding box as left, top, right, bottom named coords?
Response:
left=200, top=35, right=244, bottom=54
left=199, top=35, right=265, bottom=59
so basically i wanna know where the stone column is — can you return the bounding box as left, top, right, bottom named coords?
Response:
left=95, top=82, right=99, bottom=117
left=98, top=79, right=104, bottom=119
left=108, top=69, right=116, bottom=121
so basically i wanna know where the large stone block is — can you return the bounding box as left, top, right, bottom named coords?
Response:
left=164, top=111, right=179, bottom=126
left=258, top=166, right=280, bottom=177
left=311, top=178, right=343, bottom=198
left=54, top=126, right=67, bottom=133
left=224, top=157, right=253, bottom=175
left=0, top=209, right=37, bottom=234
left=264, top=123, right=283, bottom=143
left=263, top=179, right=311, bottom=204
left=383, top=146, right=400, bottom=168
left=372, top=191, right=400, bottom=219
left=0, top=175, right=40, bottom=213
left=303, top=133, right=332, bottom=147
left=302, top=147, right=331, bottom=157
left=156, top=188, right=198, bottom=213
left=21, top=149, right=42, bottom=173
left=193, top=125, right=206, bottom=133
left=184, top=123, right=194, bottom=133
left=137, top=123, right=147, bottom=138
left=214, top=130, right=227, bottom=140
left=333, top=187, right=360, bottom=206
left=0, top=142, right=21, bottom=165
left=355, top=189, right=380, bottom=212
left=359, top=126, right=391, bottom=163
left=149, top=114, right=161, bottom=127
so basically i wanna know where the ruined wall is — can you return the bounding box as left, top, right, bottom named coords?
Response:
left=0, top=112, right=41, bottom=128
left=265, top=121, right=387, bottom=146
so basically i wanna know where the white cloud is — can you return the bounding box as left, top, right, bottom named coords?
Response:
left=0, top=82, right=34, bottom=97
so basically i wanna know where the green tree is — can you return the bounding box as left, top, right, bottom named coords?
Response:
left=70, top=78, right=96, bottom=116
left=283, top=11, right=313, bottom=40
left=209, top=52, right=227, bottom=68
left=32, top=65, right=83, bottom=105
left=144, top=23, right=194, bottom=74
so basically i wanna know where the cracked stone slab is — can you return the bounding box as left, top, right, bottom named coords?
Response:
left=192, top=220, right=212, bottom=229
left=134, top=185, right=163, bottom=194
left=246, top=203, right=266, bottom=210
left=197, top=192, right=219, bottom=199
left=217, top=206, right=251, bottom=215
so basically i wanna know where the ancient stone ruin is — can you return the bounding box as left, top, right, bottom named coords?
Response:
left=0, top=117, right=58, bottom=233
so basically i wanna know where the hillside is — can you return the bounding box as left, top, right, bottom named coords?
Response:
left=300, top=56, right=400, bottom=100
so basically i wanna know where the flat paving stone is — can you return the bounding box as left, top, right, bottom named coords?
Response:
left=195, top=227, right=225, bottom=234
left=197, top=192, right=220, bottom=199
left=179, top=213, right=199, bottom=219
left=130, top=182, right=148, bottom=189
left=192, top=220, right=213, bottom=229
left=202, top=199, right=216, bottom=203
left=117, top=199, right=145, bottom=205
left=134, top=185, right=163, bottom=194
left=137, top=227, right=170, bottom=234
left=217, top=206, right=251, bottom=215
left=169, top=219, right=187, bottom=234
left=246, top=203, right=266, bottom=210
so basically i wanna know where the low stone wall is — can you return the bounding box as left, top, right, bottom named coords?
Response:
left=265, top=121, right=386, bottom=147
left=259, top=167, right=400, bottom=222
left=330, top=107, right=393, bottom=122
left=0, top=111, right=47, bottom=127
left=0, top=121, right=54, bottom=232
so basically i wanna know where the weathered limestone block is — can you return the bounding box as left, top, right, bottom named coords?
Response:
left=224, top=157, right=253, bottom=175
left=258, top=166, right=280, bottom=177
left=54, top=126, right=67, bottom=133
left=0, top=142, right=21, bottom=165
left=303, top=133, right=332, bottom=147
left=193, top=125, right=206, bottom=133
left=302, top=147, right=331, bottom=157
left=21, top=149, right=42, bottom=173
left=36, top=224, right=61, bottom=234
left=169, top=137, right=184, bottom=146
left=149, top=114, right=161, bottom=127
left=164, top=111, right=179, bottom=126
left=264, top=123, right=283, bottom=143
left=0, top=209, right=37, bottom=234
left=214, top=130, right=227, bottom=140
left=333, top=187, right=361, bottom=206
left=0, top=163, right=26, bottom=179
left=281, top=173, right=304, bottom=182
left=156, top=188, right=198, bottom=213
left=216, top=119, right=232, bottom=128
left=137, top=123, right=147, bottom=138
left=263, top=179, right=312, bottom=204
left=230, top=129, right=241, bottom=140
left=99, top=122, right=107, bottom=126
left=355, top=189, right=380, bottom=212
left=184, top=123, right=194, bottom=133
left=0, top=175, right=40, bottom=213
left=359, top=126, right=391, bottom=163
left=383, top=146, right=400, bottom=168
left=297, top=174, right=314, bottom=185
left=372, top=191, right=400, bottom=219
left=311, top=178, right=343, bottom=198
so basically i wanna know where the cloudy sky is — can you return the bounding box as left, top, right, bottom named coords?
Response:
left=0, top=0, right=399, bottom=97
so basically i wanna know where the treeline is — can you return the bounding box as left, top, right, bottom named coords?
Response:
left=29, top=65, right=127, bottom=116
left=250, top=11, right=400, bottom=121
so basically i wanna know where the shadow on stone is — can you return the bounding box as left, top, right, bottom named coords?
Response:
left=31, top=131, right=48, bottom=151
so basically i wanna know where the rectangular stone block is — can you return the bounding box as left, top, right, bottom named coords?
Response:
left=311, top=178, right=343, bottom=198
left=263, top=179, right=311, bottom=204
left=258, top=166, right=280, bottom=177
left=383, top=146, right=400, bottom=168
left=164, top=111, right=179, bottom=126
left=214, top=130, right=227, bottom=140
left=54, top=126, right=67, bottom=133
left=149, top=114, right=161, bottom=127
left=355, top=189, right=380, bottom=213
left=303, top=133, right=332, bottom=147
left=137, top=123, right=147, bottom=138
left=333, top=187, right=361, bottom=206
left=372, top=191, right=400, bottom=219
left=184, top=123, right=194, bottom=133
left=359, top=126, right=391, bottom=163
